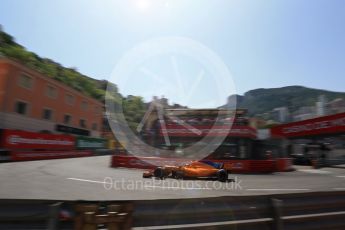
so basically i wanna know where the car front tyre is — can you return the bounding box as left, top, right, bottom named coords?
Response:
left=217, top=169, right=228, bottom=182
left=175, top=170, right=184, bottom=180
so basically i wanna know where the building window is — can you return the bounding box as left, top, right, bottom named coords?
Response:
left=81, top=101, right=88, bottom=111
left=15, top=101, right=28, bottom=115
left=95, top=106, right=102, bottom=115
left=63, top=114, right=72, bottom=125
left=79, top=119, right=87, bottom=128
left=46, top=85, right=58, bottom=99
left=18, top=74, right=33, bottom=89
left=42, top=108, right=53, bottom=120
left=65, top=93, right=75, bottom=105
left=92, top=123, right=98, bottom=131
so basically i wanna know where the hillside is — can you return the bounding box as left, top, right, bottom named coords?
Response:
left=225, top=86, right=345, bottom=116
left=0, top=28, right=145, bottom=132
left=0, top=29, right=106, bottom=100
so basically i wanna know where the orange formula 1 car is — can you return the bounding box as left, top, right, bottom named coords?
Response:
left=143, top=160, right=229, bottom=182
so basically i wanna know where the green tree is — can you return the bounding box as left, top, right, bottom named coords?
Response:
left=122, top=96, right=146, bottom=133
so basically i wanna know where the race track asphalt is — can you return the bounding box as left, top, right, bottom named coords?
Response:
left=0, top=156, right=344, bottom=200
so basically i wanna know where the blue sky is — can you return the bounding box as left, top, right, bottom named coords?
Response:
left=0, top=0, right=344, bottom=107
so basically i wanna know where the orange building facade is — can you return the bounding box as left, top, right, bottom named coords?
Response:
left=0, top=58, right=103, bottom=137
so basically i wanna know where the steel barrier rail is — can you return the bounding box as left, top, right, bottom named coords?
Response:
left=272, top=191, right=345, bottom=215
left=131, top=191, right=345, bottom=227
left=283, top=211, right=345, bottom=230
left=0, top=191, right=344, bottom=229
left=132, top=218, right=274, bottom=230
left=131, top=191, right=345, bottom=229
left=132, top=211, right=345, bottom=230
left=0, top=200, right=62, bottom=229
left=132, top=196, right=271, bottom=226
left=326, top=159, right=345, bottom=167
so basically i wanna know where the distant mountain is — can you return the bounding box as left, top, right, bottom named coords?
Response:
left=222, top=86, right=345, bottom=116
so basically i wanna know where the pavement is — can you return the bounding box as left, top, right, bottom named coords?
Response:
left=0, top=156, right=344, bottom=200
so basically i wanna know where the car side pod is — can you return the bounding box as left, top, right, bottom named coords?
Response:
left=142, top=171, right=153, bottom=178
left=174, top=170, right=184, bottom=180
left=217, top=169, right=228, bottom=182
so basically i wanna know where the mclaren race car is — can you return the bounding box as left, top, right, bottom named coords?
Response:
left=142, top=160, right=229, bottom=182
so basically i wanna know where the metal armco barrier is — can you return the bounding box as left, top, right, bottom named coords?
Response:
left=0, top=200, right=62, bottom=229
left=131, top=191, right=345, bottom=230
left=327, top=158, right=345, bottom=167
left=0, top=191, right=344, bottom=229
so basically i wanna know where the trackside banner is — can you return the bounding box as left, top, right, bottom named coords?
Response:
left=271, top=112, right=345, bottom=138
left=159, top=125, right=257, bottom=138
left=11, top=150, right=92, bottom=161
left=76, top=136, right=107, bottom=149
left=0, top=129, right=75, bottom=150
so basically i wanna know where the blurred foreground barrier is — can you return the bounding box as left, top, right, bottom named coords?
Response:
left=74, top=203, right=133, bottom=230
left=0, top=191, right=344, bottom=229
left=0, top=200, right=62, bottom=229
left=132, top=191, right=345, bottom=230
left=0, top=200, right=132, bottom=230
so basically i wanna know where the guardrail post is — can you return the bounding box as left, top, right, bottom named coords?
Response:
left=121, top=203, right=133, bottom=230
left=73, top=203, right=132, bottom=230
left=74, top=204, right=99, bottom=230
left=271, top=198, right=284, bottom=230
left=83, top=212, right=97, bottom=230
left=47, top=202, right=62, bottom=230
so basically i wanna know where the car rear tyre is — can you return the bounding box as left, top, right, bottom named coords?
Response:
left=217, top=169, right=228, bottom=182
left=154, top=167, right=165, bottom=179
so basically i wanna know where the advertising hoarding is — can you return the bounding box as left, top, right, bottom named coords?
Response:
left=0, top=129, right=75, bottom=150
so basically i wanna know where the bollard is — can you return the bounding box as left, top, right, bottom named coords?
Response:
left=74, top=203, right=132, bottom=230
left=120, top=203, right=134, bottom=230
left=271, top=198, right=284, bottom=230
left=82, top=212, right=97, bottom=230
left=47, top=202, right=62, bottom=230
left=74, top=204, right=99, bottom=230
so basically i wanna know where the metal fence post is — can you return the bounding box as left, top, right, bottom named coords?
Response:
left=47, top=202, right=62, bottom=230
left=271, top=198, right=284, bottom=230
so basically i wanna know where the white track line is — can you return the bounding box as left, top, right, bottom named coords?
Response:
left=297, top=169, right=331, bottom=174
left=67, top=178, right=212, bottom=190
left=335, top=175, right=345, bottom=178
left=144, top=185, right=212, bottom=190
left=246, top=188, right=310, bottom=191
left=67, top=177, right=108, bottom=184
